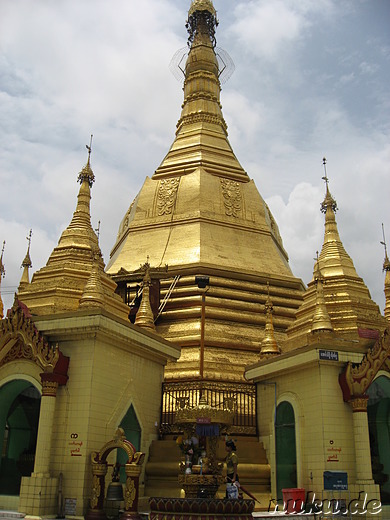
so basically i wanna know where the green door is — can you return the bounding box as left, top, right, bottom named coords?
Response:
left=275, top=401, right=297, bottom=500
left=117, top=405, right=141, bottom=483
left=368, top=375, right=390, bottom=505
left=0, top=381, right=41, bottom=495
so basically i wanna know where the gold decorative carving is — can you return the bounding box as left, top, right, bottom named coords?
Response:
left=340, top=327, right=390, bottom=402
left=340, top=327, right=390, bottom=400
left=0, top=299, right=59, bottom=371
left=124, top=478, right=136, bottom=509
left=41, top=379, right=58, bottom=397
left=90, top=475, right=100, bottom=509
left=157, top=178, right=180, bottom=216
left=220, top=179, right=242, bottom=217
left=164, top=380, right=256, bottom=395
left=189, top=0, right=216, bottom=17
left=178, top=113, right=227, bottom=132
left=175, top=394, right=235, bottom=425
left=350, top=396, right=369, bottom=413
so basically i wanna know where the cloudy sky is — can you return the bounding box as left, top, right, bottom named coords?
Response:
left=0, top=0, right=389, bottom=315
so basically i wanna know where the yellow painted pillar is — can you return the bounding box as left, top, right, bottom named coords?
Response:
left=32, top=375, right=59, bottom=476
left=351, top=396, right=373, bottom=482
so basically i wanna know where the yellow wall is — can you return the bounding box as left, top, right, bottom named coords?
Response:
left=0, top=310, right=178, bottom=518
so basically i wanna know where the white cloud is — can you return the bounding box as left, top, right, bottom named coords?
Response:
left=0, top=0, right=389, bottom=317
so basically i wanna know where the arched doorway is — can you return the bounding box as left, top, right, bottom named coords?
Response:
left=0, top=380, right=41, bottom=495
left=367, top=375, right=390, bottom=505
left=275, top=401, right=297, bottom=500
left=117, top=405, right=141, bottom=483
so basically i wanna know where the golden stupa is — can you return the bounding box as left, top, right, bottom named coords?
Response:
left=106, top=0, right=305, bottom=382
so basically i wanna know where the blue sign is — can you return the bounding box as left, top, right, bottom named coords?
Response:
left=324, top=471, right=348, bottom=490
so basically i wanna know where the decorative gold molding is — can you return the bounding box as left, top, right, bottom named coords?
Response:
left=90, top=475, right=100, bottom=509
left=220, top=179, right=242, bottom=217
left=124, top=478, right=136, bottom=509
left=41, top=379, right=59, bottom=397
left=0, top=299, right=59, bottom=371
left=157, top=178, right=180, bottom=216
left=339, top=326, right=390, bottom=403
left=350, top=396, right=369, bottom=413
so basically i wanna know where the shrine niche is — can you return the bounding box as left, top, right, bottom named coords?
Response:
left=86, top=428, right=145, bottom=520
left=0, top=297, right=69, bottom=384
left=339, top=326, right=390, bottom=404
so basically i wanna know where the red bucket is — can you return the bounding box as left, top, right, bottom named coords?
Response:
left=282, top=488, right=305, bottom=514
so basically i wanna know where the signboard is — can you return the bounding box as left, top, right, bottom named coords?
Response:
left=196, top=417, right=211, bottom=424
left=64, top=498, right=77, bottom=516
left=319, top=350, right=339, bottom=361
left=324, top=471, right=348, bottom=491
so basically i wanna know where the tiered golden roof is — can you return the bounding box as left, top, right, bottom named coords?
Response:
left=287, top=167, right=386, bottom=345
left=18, top=154, right=129, bottom=321
left=107, top=0, right=304, bottom=381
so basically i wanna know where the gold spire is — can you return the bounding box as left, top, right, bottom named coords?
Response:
left=134, top=260, right=156, bottom=332
left=58, top=136, right=97, bottom=251
left=311, top=255, right=333, bottom=333
left=0, top=241, right=5, bottom=319
left=260, top=283, right=281, bottom=356
left=287, top=160, right=385, bottom=342
left=107, top=5, right=305, bottom=381
left=18, top=229, right=33, bottom=291
left=153, top=0, right=247, bottom=180
left=79, top=250, right=105, bottom=309
left=381, top=224, right=390, bottom=321
left=18, top=140, right=129, bottom=321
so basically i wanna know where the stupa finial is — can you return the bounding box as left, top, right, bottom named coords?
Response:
left=381, top=223, right=389, bottom=271
left=186, top=0, right=218, bottom=48
left=381, top=224, right=390, bottom=321
left=0, top=240, right=5, bottom=279
left=321, top=157, right=337, bottom=213
left=78, top=134, right=95, bottom=187
left=18, top=229, right=33, bottom=290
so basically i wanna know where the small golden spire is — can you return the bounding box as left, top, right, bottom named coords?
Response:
left=18, top=229, right=33, bottom=291
left=311, top=253, right=333, bottom=332
left=0, top=240, right=5, bottom=319
left=317, top=158, right=358, bottom=278
left=260, top=283, right=281, bottom=356
left=381, top=223, right=390, bottom=321
left=134, top=259, right=156, bottom=331
left=79, top=250, right=105, bottom=309
left=57, top=137, right=99, bottom=250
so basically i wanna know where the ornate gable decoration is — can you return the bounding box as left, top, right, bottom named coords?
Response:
left=0, top=298, right=59, bottom=372
left=220, top=178, right=242, bottom=217
left=339, top=326, right=390, bottom=402
left=157, top=178, right=180, bottom=216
